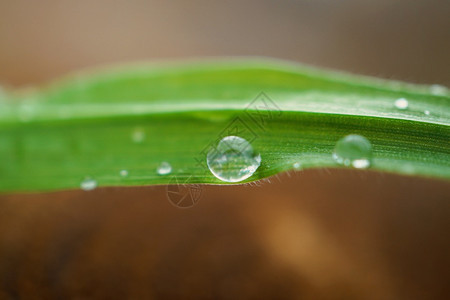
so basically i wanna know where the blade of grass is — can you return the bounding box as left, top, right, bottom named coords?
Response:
left=0, top=58, right=449, bottom=192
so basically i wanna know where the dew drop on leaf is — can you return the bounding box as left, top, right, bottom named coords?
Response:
left=207, top=136, right=261, bottom=182
left=80, top=178, right=97, bottom=191
left=332, top=134, right=372, bottom=169
left=157, top=162, right=172, bottom=175
left=394, top=98, right=409, bottom=110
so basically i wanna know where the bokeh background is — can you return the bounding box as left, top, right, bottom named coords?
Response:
left=0, top=0, right=449, bottom=299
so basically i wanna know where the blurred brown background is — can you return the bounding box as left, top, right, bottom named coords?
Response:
left=0, top=0, right=449, bottom=299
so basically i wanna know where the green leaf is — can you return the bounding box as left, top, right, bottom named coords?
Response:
left=0, top=59, right=449, bottom=192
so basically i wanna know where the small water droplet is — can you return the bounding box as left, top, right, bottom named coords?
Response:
left=394, top=98, right=409, bottom=110
left=157, top=162, right=172, bottom=175
left=207, top=136, right=261, bottom=182
left=81, top=178, right=97, bottom=191
left=424, top=110, right=430, bottom=116
left=132, top=127, right=145, bottom=143
left=293, top=162, right=302, bottom=170
left=430, top=84, right=448, bottom=96
left=333, top=134, right=372, bottom=169
left=120, top=170, right=128, bottom=177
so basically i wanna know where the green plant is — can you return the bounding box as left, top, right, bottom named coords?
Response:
left=0, top=58, right=448, bottom=192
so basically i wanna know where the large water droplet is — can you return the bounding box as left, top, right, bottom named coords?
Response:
left=333, top=134, right=372, bottom=169
left=81, top=178, right=97, bottom=191
left=157, top=162, right=172, bottom=175
left=207, top=136, right=261, bottom=182
left=394, top=98, right=409, bottom=110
